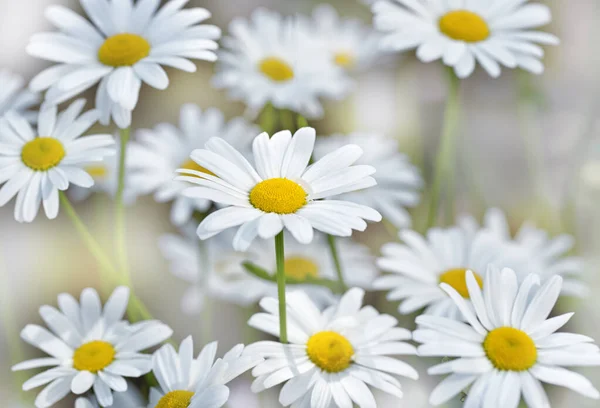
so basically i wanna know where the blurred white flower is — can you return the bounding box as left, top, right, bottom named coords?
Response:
left=75, top=383, right=145, bottom=408
left=372, top=0, right=559, bottom=78
left=27, top=0, right=221, bottom=128
left=0, top=69, right=40, bottom=122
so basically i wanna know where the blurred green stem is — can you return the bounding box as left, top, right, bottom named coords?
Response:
left=275, top=232, right=288, bottom=343
left=327, top=235, right=347, bottom=292
left=116, top=127, right=131, bottom=285
left=259, top=103, right=276, bottom=134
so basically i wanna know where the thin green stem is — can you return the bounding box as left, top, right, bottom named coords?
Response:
left=327, top=235, right=347, bottom=292
left=275, top=232, right=288, bottom=343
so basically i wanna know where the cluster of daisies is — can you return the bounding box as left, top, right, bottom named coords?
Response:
left=2, top=0, right=597, bottom=408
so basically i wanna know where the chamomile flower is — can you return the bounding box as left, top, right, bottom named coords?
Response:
left=460, top=208, right=588, bottom=297
left=414, top=267, right=600, bottom=407
left=75, top=384, right=145, bottom=408
left=314, top=132, right=422, bottom=228
left=372, top=0, right=559, bottom=78
left=129, top=105, right=258, bottom=226
left=178, top=127, right=382, bottom=251
left=13, top=287, right=172, bottom=408
left=0, top=69, right=40, bottom=122
left=374, top=226, right=524, bottom=318
left=0, top=99, right=115, bottom=223
left=27, top=0, right=221, bottom=129
left=147, top=336, right=262, bottom=408
left=212, top=8, right=351, bottom=118
left=246, top=288, right=419, bottom=406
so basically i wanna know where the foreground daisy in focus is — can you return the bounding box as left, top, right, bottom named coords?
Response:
left=0, top=99, right=115, bottom=222
left=415, top=267, right=600, bottom=407
left=27, top=0, right=221, bottom=128
left=0, top=69, right=39, bottom=121
left=247, top=288, right=418, bottom=406
left=178, top=127, right=382, bottom=251
left=13, top=287, right=172, bottom=408
left=147, top=336, right=262, bottom=408
left=372, top=0, right=559, bottom=78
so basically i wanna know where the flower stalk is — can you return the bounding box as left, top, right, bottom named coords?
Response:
left=274, top=231, right=288, bottom=343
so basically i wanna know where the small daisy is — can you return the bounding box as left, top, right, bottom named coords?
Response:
left=374, top=226, right=524, bottom=318
left=212, top=8, right=351, bottom=118
left=12, top=286, right=172, bottom=408
left=75, top=384, right=145, bottom=408
left=0, top=69, right=40, bottom=122
left=147, top=336, right=262, bottom=408
left=129, top=105, right=259, bottom=226
left=460, top=208, right=588, bottom=297
left=372, top=0, right=559, bottom=78
left=414, top=267, right=600, bottom=407
left=177, top=127, right=382, bottom=251
left=0, top=99, right=115, bottom=223
left=314, top=132, right=422, bottom=228
left=27, top=0, right=221, bottom=129
left=246, top=288, right=419, bottom=406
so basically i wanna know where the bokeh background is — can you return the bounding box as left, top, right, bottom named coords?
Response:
left=1, top=0, right=600, bottom=406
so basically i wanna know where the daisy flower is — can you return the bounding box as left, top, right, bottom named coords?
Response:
left=212, top=8, right=351, bottom=119
left=314, top=132, right=422, bottom=228
left=460, top=208, right=588, bottom=297
left=0, top=69, right=40, bottom=122
left=129, top=105, right=258, bottom=226
left=12, top=286, right=172, bottom=408
left=374, top=226, right=524, bottom=318
left=0, top=99, right=115, bottom=223
left=178, top=127, right=382, bottom=251
left=414, top=267, right=600, bottom=407
left=27, top=0, right=221, bottom=129
left=75, top=384, right=145, bottom=408
left=147, top=336, right=262, bottom=408
left=246, top=288, right=419, bottom=406
left=372, top=0, right=559, bottom=78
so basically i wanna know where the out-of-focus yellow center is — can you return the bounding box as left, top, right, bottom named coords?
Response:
left=484, top=327, right=537, bottom=371
left=156, top=390, right=194, bottom=408
left=21, top=137, right=65, bottom=171
left=306, top=331, right=354, bottom=373
left=259, top=57, right=295, bottom=82
left=72, top=341, right=116, bottom=373
left=85, top=165, right=108, bottom=179
left=439, top=268, right=483, bottom=298
left=334, top=52, right=355, bottom=68
left=249, top=178, right=306, bottom=214
left=181, top=159, right=216, bottom=178
left=439, top=10, right=490, bottom=43
left=284, top=256, right=319, bottom=280
left=98, top=33, right=151, bottom=67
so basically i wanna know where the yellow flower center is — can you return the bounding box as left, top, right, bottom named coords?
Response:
left=259, top=57, right=295, bottom=82
left=484, top=327, right=537, bottom=371
left=306, top=331, right=354, bottom=373
left=72, top=341, right=116, bottom=373
left=334, top=52, right=355, bottom=68
left=21, top=137, right=65, bottom=171
left=439, top=268, right=483, bottom=298
left=249, top=178, right=307, bottom=214
left=439, top=10, right=490, bottom=43
left=85, top=165, right=108, bottom=180
left=156, top=390, right=195, bottom=408
left=181, top=159, right=216, bottom=178
left=98, top=33, right=151, bottom=67
left=284, top=256, right=319, bottom=280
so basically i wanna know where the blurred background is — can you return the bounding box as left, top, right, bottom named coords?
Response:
left=1, top=0, right=600, bottom=406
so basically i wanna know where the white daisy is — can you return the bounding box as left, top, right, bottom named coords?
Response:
left=129, top=104, right=259, bottom=226
left=314, top=132, right=422, bottom=228
left=75, top=383, right=145, bottom=408
left=147, top=336, right=262, bottom=408
left=0, top=99, right=115, bottom=223
left=27, top=0, right=221, bottom=129
left=212, top=8, right=351, bottom=119
left=246, top=288, right=419, bottom=407
left=12, top=286, right=172, bottom=408
left=374, top=226, right=524, bottom=318
left=372, top=0, right=559, bottom=78
left=177, top=127, right=382, bottom=251
left=414, top=267, right=600, bottom=407
left=0, top=69, right=40, bottom=122
left=460, top=208, right=588, bottom=297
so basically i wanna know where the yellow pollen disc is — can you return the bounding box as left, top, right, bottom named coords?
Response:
left=249, top=178, right=306, bottom=214
left=284, top=256, right=319, bottom=280
left=439, top=268, right=483, bottom=298
left=259, top=57, right=295, bottom=82
left=439, top=10, right=490, bottom=43
left=156, top=390, right=195, bottom=408
left=72, top=341, right=116, bottom=373
left=334, top=52, right=355, bottom=68
left=306, top=331, right=354, bottom=373
left=181, top=159, right=216, bottom=178
left=98, top=33, right=151, bottom=67
left=85, top=165, right=108, bottom=179
left=484, top=327, right=537, bottom=371
left=21, top=137, right=65, bottom=171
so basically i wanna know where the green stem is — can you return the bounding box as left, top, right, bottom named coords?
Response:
left=327, top=235, right=347, bottom=292
left=275, top=232, right=288, bottom=343
left=425, top=70, right=461, bottom=230
left=297, top=114, right=308, bottom=129
left=281, top=109, right=295, bottom=132
left=242, top=261, right=340, bottom=291
left=259, top=103, right=276, bottom=134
